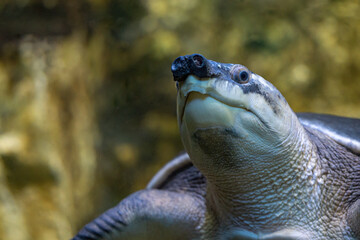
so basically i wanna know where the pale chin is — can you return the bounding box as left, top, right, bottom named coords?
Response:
left=181, top=92, right=236, bottom=134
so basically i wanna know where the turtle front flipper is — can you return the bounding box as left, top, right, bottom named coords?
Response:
left=72, top=204, right=125, bottom=240
left=72, top=189, right=205, bottom=240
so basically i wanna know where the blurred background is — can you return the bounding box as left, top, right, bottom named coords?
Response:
left=0, top=0, right=359, bottom=239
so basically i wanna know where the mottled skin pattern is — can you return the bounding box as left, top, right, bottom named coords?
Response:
left=199, top=127, right=360, bottom=239
left=305, top=128, right=360, bottom=238
left=73, top=54, right=360, bottom=240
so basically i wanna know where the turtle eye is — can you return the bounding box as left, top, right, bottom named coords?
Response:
left=232, top=68, right=250, bottom=84
left=239, top=71, right=249, bottom=82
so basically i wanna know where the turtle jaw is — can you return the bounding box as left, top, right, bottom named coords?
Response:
left=180, top=92, right=245, bottom=136
left=177, top=75, right=257, bottom=129
left=179, top=89, right=255, bottom=129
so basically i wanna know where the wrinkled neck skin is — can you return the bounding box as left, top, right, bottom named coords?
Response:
left=182, top=112, right=322, bottom=238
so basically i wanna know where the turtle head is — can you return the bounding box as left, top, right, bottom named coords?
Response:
left=172, top=54, right=300, bottom=176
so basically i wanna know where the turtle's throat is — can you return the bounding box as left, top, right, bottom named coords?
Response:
left=202, top=121, right=321, bottom=233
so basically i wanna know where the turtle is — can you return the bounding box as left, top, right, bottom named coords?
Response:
left=73, top=54, right=360, bottom=240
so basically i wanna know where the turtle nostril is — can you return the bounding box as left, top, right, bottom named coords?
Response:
left=192, top=54, right=205, bottom=68
left=171, top=54, right=208, bottom=82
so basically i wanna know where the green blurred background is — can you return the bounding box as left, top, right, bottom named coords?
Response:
left=0, top=0, right=359, bottom=239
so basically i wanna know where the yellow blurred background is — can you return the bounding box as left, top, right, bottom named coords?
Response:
left=0, top=0, right=359, bottom=239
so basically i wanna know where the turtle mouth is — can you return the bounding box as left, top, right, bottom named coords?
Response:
left=177, top=75, right=266, bottom=128
left=179, top=88, right=254, bottom=125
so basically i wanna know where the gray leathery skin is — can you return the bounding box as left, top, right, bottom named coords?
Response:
left=199, top=127, right=360, bottom=239
left=304, top=127, right=360, bottom=238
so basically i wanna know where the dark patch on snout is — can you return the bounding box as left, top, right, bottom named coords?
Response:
left=172, top=54, right=212, bottom=82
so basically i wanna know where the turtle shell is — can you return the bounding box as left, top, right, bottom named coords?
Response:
left=298, top=113, right=360, bottom=155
